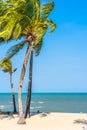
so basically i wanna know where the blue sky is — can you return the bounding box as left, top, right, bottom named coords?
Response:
left=0, top=0, right=87, bottom=93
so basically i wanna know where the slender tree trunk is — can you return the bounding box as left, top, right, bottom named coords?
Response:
left=10, top=73, right=17, bottom=113
left=17, top=45, right=31, bottom=124
left=24, top=49, right=33, bottom=118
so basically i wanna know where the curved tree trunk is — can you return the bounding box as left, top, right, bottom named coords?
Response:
left=17, top=45, right=31, bottom=124
left=10, top=73, right=17, bottom=113
left=24, top=49, right=33, bottom=118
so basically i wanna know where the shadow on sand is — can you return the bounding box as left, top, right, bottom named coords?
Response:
left=74, top=119, right=87, bottom=125
left=0, top=110, right=50, bottom=120
left=30, top=111, right=50, bottom=117
left=0, top=111, right=18, bottom=120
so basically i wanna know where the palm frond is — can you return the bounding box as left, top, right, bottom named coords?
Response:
left=0, top=0, right=56, bottom=57
left=31, top=20, right=48, bottom=45
left=0, top=18, right=17, bottom=40
left=0, top=0, right=30, bottom=41
left=46, top=20, right=56, bottom=33
left=0, top=58, right=12, bottom=73
left=35, top=0, right=40, bottom=20
left=6, top=41, right=26, bottom=59
left=25, top=0, right=40, bottom=20
left=35, top=39, right=43, bottom=56
left=12, top=23, right=21, bottom=39
left=24, top=0, right=35, bottom=19
left=40, top=1, right=54, bottom=19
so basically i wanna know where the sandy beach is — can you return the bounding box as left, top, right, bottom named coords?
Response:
left=0, top=112, right=87, bottom=130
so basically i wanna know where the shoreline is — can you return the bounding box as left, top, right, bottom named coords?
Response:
left=0, top=112, right=87, bottom=130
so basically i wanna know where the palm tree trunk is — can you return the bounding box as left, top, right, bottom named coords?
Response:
left=17, top=45, right=31, bottom=124
left=24, top=49, right=33, bottom=118
left=10, top=73, right=17, bottom=113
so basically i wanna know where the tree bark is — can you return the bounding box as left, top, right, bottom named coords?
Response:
left=10, top=73, right=17, bottom=113
left=24, top=49, right=33, bottom=118
left=17, top=45, right=31, bottom=124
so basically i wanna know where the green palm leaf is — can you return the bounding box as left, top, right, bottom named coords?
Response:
left=40, top=2, right=54, bottom=19
left=6, top=41, right=26, bottom=59
left=0, top=0, right=56, bottom=56
left=0, top=58, right=12, bottom=73
left=0, top=0, right=56, bottom=45
left=46, top=20, right=56, bottom=33
left=35, top=39, right=43, bottom=56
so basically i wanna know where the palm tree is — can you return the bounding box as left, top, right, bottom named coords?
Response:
left=24, top=48, right=33, bottom=118
left=0, top=58, right=17, bottom=113
left=0, top=0, right=56, bottom=124
left=24, top=1, right=56, bottom=118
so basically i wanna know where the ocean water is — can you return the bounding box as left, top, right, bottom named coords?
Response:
left=0, top=93, right=87, bottom=113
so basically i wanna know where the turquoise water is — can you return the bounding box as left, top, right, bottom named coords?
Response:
left=0, top=93, right=87, bottom=113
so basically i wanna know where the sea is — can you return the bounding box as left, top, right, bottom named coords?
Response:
left=0, top=93, right=87, bottom=113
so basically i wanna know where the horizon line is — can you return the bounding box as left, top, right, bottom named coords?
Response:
left=0, top=92, right=87, bottom=94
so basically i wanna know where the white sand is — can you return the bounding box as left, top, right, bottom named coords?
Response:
left=0, top=112, right=87, bottom=130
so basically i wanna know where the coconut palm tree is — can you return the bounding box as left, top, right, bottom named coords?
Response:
left=0, top=0, right=56, bottom=124
left=24, top=2, right=56, bottom=118
left=0, top=58, right=17, bottom=113
left=24, top=40, right=43, bottom=118
left=24, top=48, right=33, bottom=118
